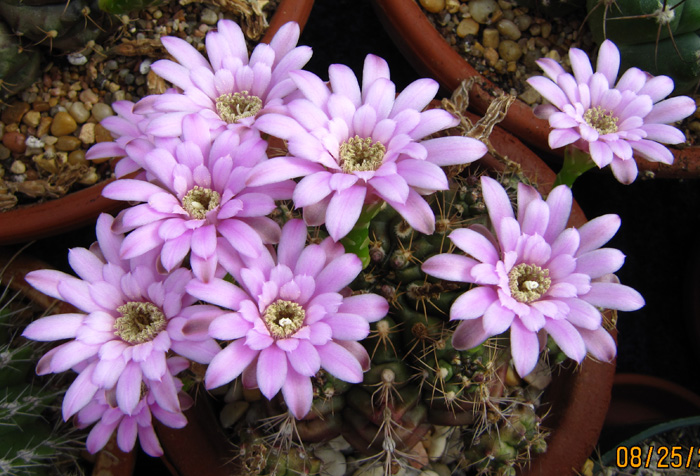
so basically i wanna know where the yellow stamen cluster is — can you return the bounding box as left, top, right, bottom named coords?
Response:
left=182, top=186, right=221, bottom=219
left=114, top=302, right=166, bottom=344
left=508, top=264, right=551, bottom=303
left=264, top=300, right=305, bottom=338
left=584, top=106, right=618, bottom=135
left=216, top=91, right=263, bottom=124
left=339, top=136, right=386, bottom=173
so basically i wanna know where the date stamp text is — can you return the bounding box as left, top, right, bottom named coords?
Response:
left=616, top=445, right=700, bottom=470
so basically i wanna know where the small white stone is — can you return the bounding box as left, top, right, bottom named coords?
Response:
left=139, top=59, right=153, bottom=75
left=67, top=53, right=88, bottom=66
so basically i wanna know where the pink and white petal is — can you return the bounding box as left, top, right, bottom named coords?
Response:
left=327, top=313, right=370, bottom=340
left=281, top=366, right=313, bottom=419
left=22, top=313, right=84, bottom=342
left=509, top=318, right=541, bottom=377
left=548, top=128, right=581, bottom=149
left=290, top=70, right=331, bottom=108
left=576, top=214, right=620, bottom=254
left=205, top=340, right=258, bottom=389
left=361, top=54, right=391, bottom=91
left=451, top=318, right=492, bottom=350
left=186, top=278, right=248, bottom=311
left=609, top=156, right=638, bottom=184
left=256, top=345, right=288, bottom=399
left=288, top=339, right=322, bottom=377
left=578, top=326, right=617, bottom=361
left=86, top=418, right=121, bottom=454
left=116, top=417, right=139, bottom=454
left=521, top=199, right=550, bottom=236
left=544, top=318, right=586, bottom=362
left=581, top=282, right=645, bottom=311
left=630, top=139, right=674, bottom=165
left=526, top=76, right=569, bottom=110
left=317, top=341, right=364, bottom=383
left=422, top=136, right=487, bottom=166
left=449, top=228, right=499, bottom=265
left=116, top=362, right=143, bottom=415
left=391, top=78, right=439, bottom=115
left=160, top=232, right=193, bottom=272
left=588, top=140, right=613, bottom=167
left=337, top=294, right=388, bottom=322
left=315, top=253, right=362, bottom=295
left=644, top=95, right=696, bottom=124
left=395, top=159, right=448, bottom=191
left=382, top=175, right=429, bottom=220
left=569, top=48, right=593, bottom=84
left=595, top=40, right=620, bottom=87
left=161, top=36, right=210, bottom=70
left=364, top=77, right=396, bottom=120
left=637, top=75, right=674, bottom=102
left=422, top=253, right=479, bottom=283
left=218, top=219, right=264, bottom=258
left=329, top=64, right=362, bottom=106
left=247, top=157, right=323, bottom=187
left=481, top=176, right=516, bottom=229
left=370, top=173, right=409, bottom=204
left=563, top=298, right=602, bottom=330
left=137, top=424, right=164, bottom=457
left=639, top=123, right=686, bottom=145
left=207, top=313, right=250, bottom=339
left=576, top=248, right=625, bottom=278
left=62, top=363, right=99, bottom=419
left=534, top=58, right=566, bottom=82
left=325, top=185, right=366, bottom=241
left=450, top=286, right=498, bottom=321
left=47, top=340, right=98, bottom=373
left=482, top=301, right=515, bottom=336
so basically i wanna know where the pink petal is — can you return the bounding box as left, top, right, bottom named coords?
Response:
left=449, top=228, right=499, bottom=265
left=510, top=318, right=540, bottom=377
left=317, top=341, right=364, bottom=383
left=205, top=340, right=258, bottom=389
left=422, top=254, right=479, bottom=283
left=23, top=313, right=83, bottom=342
left=579, top=326, right=616, bottom=361
left=582, top=282, right=645, bottom=311
left=337, top=294, right=388, bottom=322
left=325, top=185, right=366, bottom=241
left=544, top=318, right=586, bottom=362
left=257, top=345, right=288, bottom=399
left=288, top=339, right=321, bottom=377
left=280, top=366, right=313, bottom=419
left=422, top=136, right=487, bottom=166
left=450, top=286, right=498, bottom=320
left=452, top=318, right=492, bottom=350
left=386, top=188, right=435, bottom=234
left=116, top=362, right=143, bottom=415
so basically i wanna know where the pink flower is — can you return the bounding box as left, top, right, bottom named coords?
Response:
left=137, top=20, right=312, bottom=137
left=22, top=214, right=220, bottom=419
left=246, top=54, right=488, bottom=240
left=86, top=97, right=180, bottom=178
left=422, top=176, right=644, bottom=377
left=76, top=357, right=192, bottom=457
left=185, top=219, right=389, bottom=418
left=527, top=39, right=695, bottom=184
left=102, top=114, right=293, bottom=282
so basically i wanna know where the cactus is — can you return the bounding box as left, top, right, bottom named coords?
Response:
left=0, top=258, right=85, bottom=476
left=585, top=0, right=700, bottom=94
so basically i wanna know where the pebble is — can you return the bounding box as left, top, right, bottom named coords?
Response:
left=514, top=13, right=532, bottom=31
left=519, top=87, right=542, bottom=105
left=68, top=149, right=87, bottom=166
left=200, top=8, right=219, bottom=25
left=10, top=160, right=26, bottom=174
left=420, top=0, right=445, bottom=14
left=91, top=103, right=114, bottom=123
left=69, top=102, right=91, bottom=124
left=22, top=111, right=42, bottom=128
left=0, top=145, right=10, bottom=160
left=51, top=111, right=78, bottom=136
left=497, top=19, right=521, bottom=40
left=56, top=136, right=82, bottom=152
left=484, top=47, right=500, bottom=67
left=456, top=18, right=479, bottom=37
left=33, top=101, right=50, bottom=112
left=25, top=136, right=44, bottom=149
left=2, top=131, right=27, bottom=154
left=37, top=117, right=53, bottom=137
left=469, top=0, right=499, bottom=24
left=79, top=89, right=100, bottom=105
left=94, top=124, right=114, bottom=143
left=482, top=28, right=500, bottom=49
left=499, top=40, right=523, bottom=62
left=1, top=102, right=30, bottom=124
left=79, top=123, right=96, bottom=144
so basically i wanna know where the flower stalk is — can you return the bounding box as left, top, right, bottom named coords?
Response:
left=553, top=145, right=599, bottom=188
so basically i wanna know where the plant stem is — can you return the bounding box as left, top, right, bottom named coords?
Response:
left=340, top=202, right=385, bottom=268
left=553, top=146, right=598, bottom=188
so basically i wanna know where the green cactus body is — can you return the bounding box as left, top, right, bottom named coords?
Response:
left=0, top=21, right=41, bottom=99
left=97, top=0, right=164, bottom=14
left=0, top=0, right=117, bottom=53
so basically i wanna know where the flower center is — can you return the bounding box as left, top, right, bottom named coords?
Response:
left=339, top=136, right=386, bottom=173
left=182, top=186, right=220, bottom=219
left=114, top=302, right=166, bottom=344
left=264, top=300, right=305, bottom=339
left=215, top=91, right=263, bottom=124
left=584, top=106, right=618, bottom=135
left=508, top=264, right=551, bottom=303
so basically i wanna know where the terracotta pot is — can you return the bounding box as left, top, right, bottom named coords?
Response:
left=0, top=0, right=316, bottom=246
left=154, top=112, right=616, bottom=476
left=370, top=0, right=700, bottom=179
